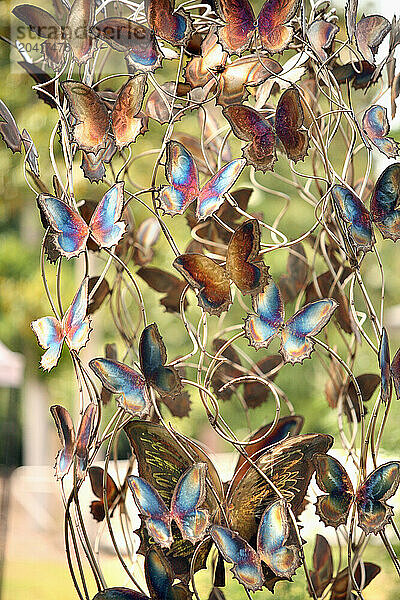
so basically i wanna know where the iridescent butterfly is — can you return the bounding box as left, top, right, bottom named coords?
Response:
left=158, top=141, right=246, bottom=220
left=244, top=280, right=337, bottom=363
left=275, top=87, right=309, bottom=162
left=50, top=403, right=97, bottom=480
left=215, top=0, right=301, bottom=55
left=88, top=466, right=121, bottom=522
left=210, top=499, right=302, bottom=591
left=31, top=278, right=91, bottom=371
left=61, top=77, right=148, bottom=152
left=355, top=15, right=391, bottom=64
left=38, top=182, right=125, bottom=259
left=91, top=18, right=163, bottom=73
left=331, top=163, right=400, bottom=248
left=174, top=219, right=270, bottom=316
left=90, top=323, right=182, bottom=407
left=145, top=0, right=193, bottom=47
left=12, top=0, right=94, bottom=69
left=128, top=463, right=209, bottom=547
left=362, top=105, right=400, bottom=158
left=313, top=454, right=400, bottom=534
left=307, top=20, right=339, bottom=63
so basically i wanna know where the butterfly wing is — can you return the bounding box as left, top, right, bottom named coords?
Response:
left=185, top=28, right=227, bottom=88
left=128, top=475, right=173, bottom=547
left=355, top=15, right=391, bottom=64
left=89, top=466, right=120, bottom=522
left=61, top=81, right=109, bottom=153
left=170, top=463, right=209, bottom=543
left=50, top=405, right=75, bottom=479
left=244, top=281, right=285, bottom=350
left=89, top=182, right=126, bottom=248
left=89, top=358, right=150, bottom=417
left=62, top=278, right=91, bottom=354
left=173, top=254, right=232, bottom=316
left=362, top=105, right=400, bottom=158
left=111, top=75, right=148, bottom=150
left=65, top=0, right=95, bottom=65
left=309, top=534, right=333, bottom=597
left=223, top=105, right=276, bottom=172
left=93, top=588, right=149, bottom=599
left=390, top=347, right=400, bottom=400
left=137, top=267, right=188, bottom=314
left=159, top=141, right=200, bottom=216
left=370, top=163, right=400, bottom=241
left=91, top=18, right=163, bottom=73
left=275, top=88, right=309, bottom=162
left=145, top=0, right=193, bottom=46
left=0, top=99, right=22, bottom=153
left=215, top=0, right=256, bottom=55
left=257, top=500, right=301, bottom=579
left=139, top=323, right=182, bottom=396
left=75, top=403, right=97, bottom=480
left=37, top=195, right=89, bottom=257
left=31, top=316, right=64, bottom=371
left=356, top=461, right=400, bottom=534
left=281, top=298, right=337, bottom=364
left=331, top=184, right=374, bottom=251
left=307, top=20, right=339, bottom=62
left=196, top=158, right=246, bottom=221
left=145, top=548, right=191, bottom=600
left=379, top=328, right=392, bottom=404
left=210, top=525, right=264, bottom=592
left=330, top=562, right=381, bottom=600
left=258, top=0, right=300, bottom=54
left=225, top=219, right=269, bottom=295
left=313, top=454, right=353, bottom=528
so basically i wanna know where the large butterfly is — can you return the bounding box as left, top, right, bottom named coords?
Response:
left=244, top=279, right=337, bottom=364
left=50, top=403, right=97, bottom=480
left=128, top=463, right=209, bottom=547
left=38, top=182, right=125, bottom=259
left=362, top=105, right=400, bottom=159
left=31, top=278, right=91, bottom=371
left=61, top=77, right=148, bottom=153
left=91, top=18, right=163, bottom=73
left=12, top=0, right=95, bottom=69
left=90, top=322, right=182, bottom=408
left=331, top=163, right=400, bottom=250
left=211, top=499, right=301, bottom=591
left=173, top=219, right=270, bottom=316
left=215, top=0, right=301, bottom=55
left=313, top=454, right=400, bottom=534
left=158, top=141, right=245, bottom=220
left=145, top=0, right=193, bottom=47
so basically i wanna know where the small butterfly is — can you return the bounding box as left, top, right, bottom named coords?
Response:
left=215, top=0, right=301, bottom=56
left=210, top=499, right=302, bottom=592
left=145, top=0, right=193, bottom=47
left=355, top=15, right=391, bottom=64
left=31, top=278, right=91, bottom=371
left=275, top=87, right=309, bottom=162
left=88, top=466, right=121, bottom=522
left=91, top=17, right=163, bottom=73
left=90, top=323, right=182, bottom=408
left=244, top=279, right=337, bottom=363
left=362, top=105, right=400, bottom=158
left=174, top=219, right=270, bottom=316
left=128, top=463, right=209, bottom=547
left=379, top=327, right=392, bottom=404
left=61, top=77, right=148, bottom=152
left=313, top=454, right=400, bottom=534
left=307, top=20, right=339, bottom=63
left=158, top=140, right=246, bottom=220
left=50, top=403, right=97, bottom=480
left=38, top=182, right=125, bottom=258
left=331, top=163, right=400, bottom=249
left=309, top=534, right=333, bottom=598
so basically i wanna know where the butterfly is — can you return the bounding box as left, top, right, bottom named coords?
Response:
left=379, top=327, right=392, bottom=404
left=128, top=463, right=209, bottom=548
left=173, top=219, right=270, bottom=316
left=331, top=60, right=377, bottom=90
left=145, top=0, right=193, bottom=47
left=307, top=20, right=339, bottom=63
left=275, top=87, right=309, bottom=162
left=12, top=0, right=94, bottom=69
left=313, top=453, right=400, bottom=534
left=329, top=562, right=381, bottom=600
left=210, top=499, right=302, bottom=591
left=50, top=403, right=97, bottom=480
left=31, top=278, right=91, bottom=371
left=158, top=140, right=246, bottom=220
left=38, top=182, right=125, bottom=259
left=362, top=105, right=400, bottom=158
left=88, top=466, right=121, bottom=522
left=215, top=0, right=301, bottom=56
left=17, top=60, right=57, bottom=109
left=309, top=534, right=333, bottom=598
left=355, top=15, right=391, bottom=64
left=91, top=17, right=163, bottom=73
left=90, top=323, right=182, bottom=408
left=61, top=76, right=148, bottom=153
left=137, top=267, right=189, bottom=314
left=0, top=99, right=39, bottom=174
left=331, top=163, right=400, bottom=249
left=244, top=279, right=337, bottom=364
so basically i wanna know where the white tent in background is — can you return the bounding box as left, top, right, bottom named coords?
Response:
left=0, top=341, right=24, bottom=389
